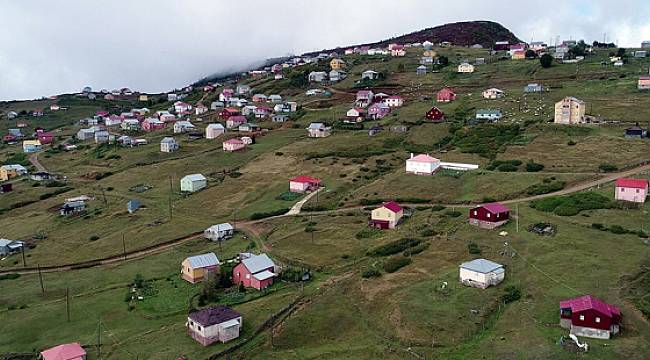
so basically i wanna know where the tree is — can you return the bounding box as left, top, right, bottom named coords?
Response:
left=200, top=272, right=219, bottom=303
left=540, top=54, right=553, bottom=68
left=397, top=63, right=405, bottom=72
left=525, top=49, right=537, bottom=59
left=438, top=56, right=449, bottom=66
left=616, top=47, right=627, bottom=58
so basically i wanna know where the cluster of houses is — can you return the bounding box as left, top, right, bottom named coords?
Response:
left=343, top=90, right=404, bottom=123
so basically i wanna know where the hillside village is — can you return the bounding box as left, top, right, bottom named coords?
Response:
left=2, top=21, right=650, bottom=359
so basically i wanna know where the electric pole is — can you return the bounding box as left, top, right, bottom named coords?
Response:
left=516, top=204, right=519, bottom=233
left=21, top=244, right=26, bottom=267
left=122, top=233, right=127, bottom=260
left=38, top=264, right=45, bottom=294
left=65, top=287, right=70, bottom=322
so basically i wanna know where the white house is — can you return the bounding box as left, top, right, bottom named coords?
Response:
left=458, top=63, right=475, bottom=73
left=482, top=88, right=505, bottom=99
left=459, top=259, right=505, bottom=289
left=174, top=121, right=196, bottom=134
left=204, top=223, right=235, bottom=241
left=187, top=306, right=242, bottom=346
left=181, top=174, right=207, bottom=193
left=160, top=137, right=178, bottom=153
left=205, top=123, right=225, bottom=139
left=383, top=96, right=404, bottom=108
left=307, top=123, right=331, bottom=138
left=406, top=153, right=441, bottom=175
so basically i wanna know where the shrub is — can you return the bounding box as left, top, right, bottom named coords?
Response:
left=531, top=192, right=613, bottom=216
left=359, top=198, right=383, bottom=206
left=420, top=228, right=435, bottom=237
left=444, top=210, right=462, bottom=217
left=497, top=163, right=519, bottom=172
left=368, top=238, right=422, bottom=257
left=525, top=161, right=545, bottom=172
left=598, top=164, right=618, bottom=173
left=501, top=286, right=522, bottom=304
left=89, top=235, right=100, bottom=241
left=431, top=204, right=446, bottom=211
left=525, top=180, right=565, bottom=195
left=567, top=140, right=576, bottom=146
left=467, top=242, right=481, bottom=254
left=404, top=242, right=429, bottom=256
left=362, top=268, right=382, bottom=278
left=356, top=227, right=381, bottom=239
left=0, top=273, right=20, bottom=281
left=383, top=256, right=412, bottom=273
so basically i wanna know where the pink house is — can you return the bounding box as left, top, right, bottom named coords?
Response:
left=226, top=115, right=247, bottom=129
left=142, top=118, right=165, bottom=132
left=367, top=103, right=391, bottom=119
left=40, top=343, right=86, bottom=360
left=289, top=176, right=321, bottom=193
left=232, top=253, right=276, bottom=290
left=383, top=96, right=404, bottom=107
left=223, top=138, right=246, bottom=152
left=96, top=110, right=109, bottom=118
left=37, top=131, right=54, bottom=145
left=253, top=106, right=272, bottom=118
left=615, top=178, right=648, bottom=203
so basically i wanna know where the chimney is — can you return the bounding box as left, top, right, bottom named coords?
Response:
left=410, top=153, right=414, bottom=159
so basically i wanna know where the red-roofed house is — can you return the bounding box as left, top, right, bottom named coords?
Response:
left=383, top=96, right=404, bottom=108
left=425, top=106, right=445, bottom=122
left=638, top=76, right=650, bottom=90
left=437, top=87, right=456, bottom=102
left=37, top=132, right=54, bottom=145
left=560, top=295, right=621, bottom=339
left=370, top=201, right=404, bottom=229
left=615, top=178, right=648, bottom=203
left=289, top=176, right=321, bottom=193
left=219, top=108, right=240, bottom=120
left=40, top=342, right=86, bottom=360
left=225, top=115, right=247, bottom=129
left=223, top=138, right=246, bottom=152
left=406, top=153, right=441, bottom=175
left=469, top=203, right=510, bottom=229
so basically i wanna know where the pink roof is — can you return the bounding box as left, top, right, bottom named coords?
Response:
left=387, top=95, right=403, bottom=100
left=616, top=178, right=648, bottom=189
left=224, top=138, right=244, bottom=145
left=357, top=90, right=372, bottom=96
left=41, top=342, right=86, bottom=360
left=96, top=110, right=109, bottom=117
left=560, top=295, right=620, bottom=317
left=382, top=201, right=403, bottom=213
left=481, top=202, right=510, bottom=214
left=290, top=176, right=321, bottom=184
left=409, top=154, right=439, bottom=163
left=228, top=115, right=247, bottom=123
left=640, top=76, right=650, bottom=81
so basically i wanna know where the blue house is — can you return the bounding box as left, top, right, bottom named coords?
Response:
left=524, top=83, right=544, bottom=93
left=127, top=199, right=141, bottom=214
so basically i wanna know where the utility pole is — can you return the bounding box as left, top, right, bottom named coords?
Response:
left=516, top=204, right=519, bottom=233
left=122, top=233, right=127, bottom=260
left=21, top=244, right=26, bottom=267
left=65, top=287, right=71, bottom=322
left=168, top=177, right=173, bottom=221
left=38, top=264, right=45, bottom=294
left=97, top=317, right=102, bottom=359
left=101, top=187, right=107, bottom=205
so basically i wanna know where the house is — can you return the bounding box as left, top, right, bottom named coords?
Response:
left=475, top=57, right=486, bottom=65
left=219, top=89, right=234, bottom=102
left=223, top=138, right=246, bottom=152
left=271, top=63, right=283, bottom=73
left=512, top=50, right=526, bottom=60
left=391, top=48, right=406, bottom=57
left=268, top=94, right=282, bottom=103
left=425, top=106, right=445, bottom=122
left=104, top=115, right=122, bottom=126
left=383, top=96, right=404, bottom=108
left=219, top=108, right=240, bottom=120
left=638, top=76, right=650, bottom=90
left=50, top=104, right=60, bottom=111
left=226, top=115, right=247, bottom=129
left=160, top=137, right=179, bottom=153
left=0, top=238, right=25, bottom=256
left=180, top=174, right=207, bottom=193
left=6, top=111, right=18, bottom=119
left=330, top=58, right=346, bottom=70
left=76, top=128, right=94, bottom=141
left=457, top=63, right=475, bottom=73
left=211, top=101, right=225, bottom=110
left=356, top=90, right=374, bottom=107
left=469, top=203, right=510, bottom=229
left=308, top=71, right=328, bottom=82
left=643, top=41, right=650, bottom=48
left=204, top=223, right=235, bottom=242
left=30, top=171, right=51, bottom=181
left=60, top=200, right=86, bottom=216
left=241, top=136, right=253, bottom=145
left=554, top=97, right=586, bottom=124
left=635, top=51, right=647, bottom=58
left=459, top=259, right=505, bottom=289
left=127, top=199, right=141, bottom=214
left=174, top=101, right=192, bottom=114
left=138, top=94, right=148, bottom=102
left=174, top=121, right=196, bottom=134
left=252, top=94, right=268, bottom=102
left=40, top=342, right=86, bottom=360
left=625, top=123, right=647, bottom=138
left=22, top=140, right=42, bottom=153
left=205, top=123, right=225, bottom=139
left=181, top=252, right=220, bottom=283
left=272, top=114, right=289, bottom=123
left=475, top=109, right=502, bottom=122
left=416, top=65, right=427, bottom=75
left=482, top=88, right=505, bottom=99
left=405, top=153, right=441, bottom=175
left=524, top=83, right=544, bottom=93
left=0, top=164, right=27, bottom=181
left=361, top=70, right=379, bottom=80
left=36, top=131, right=54, bottom=145
left=367, top=102, right=390, bottom=119
left=142, top=118, right=166, bottom=132
left=370, top=201, right=404, bottom=229
left=560, top=295, right=621, bottom=339
left=307, top=123, right=331, bottom=138
left=289, top=176, right=321, bottom=193
left=346, top=108, right=366, bottom=123
left=237, top=123, right=259, bottom=132
left=437, top=87, right=456, bottom=102
left=241, top=105, right=257, bottom=116
left=187, top=306, right=242, bottom=346
left=368, top=124, right=383, bottom=136
left=195, top=103, right=208, bottom=115
left=121, top=119, right=141, bottom=131
left=253, top=106, right=272, bottom=118
left=274, top=102, right=298, bottom=113
left=420, top=56, right=434, bottom=65
left=329, top=70, right=347, bottom=82
left=236, top=84, right=251, bottom=95
left=422, top=40, right=434, bottom=50
left=232, top=253, right=277, bottom=290
left=94, top=130, right=110, bottom=144
left=615, top=178, right=648, bottom=203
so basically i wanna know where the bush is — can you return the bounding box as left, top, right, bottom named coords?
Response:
left=467, top=242, right=481, bottom=254
left=249, top=208, right=290, bottom=220
left=525, top=180, right=565, bottom=195
left=540, top=54, right=553, bottom=68
left=431, top=204, right=446, bottom=211
left=531, top=192, right=613, bottom=216
left=501, top=286, right=522, bottom=304
left=419, top=228, right=436, bottom=237
left=404, top=242, right=429, bottom=256
left=368, top=238, right=422, bottom=257
left=0, top=273, right=20, bottom=281
left=598, top=164, right=618, bottom=173
left=567, top=140, right=576, bottom=146
left=497, top=163, right=519, bottom=172
left=356, top=227, right=381, bottom=239
left=362, top=268, right=382, bottom=278
left=525, top=161, right=545, bottom=172
left=383, top=256, right=412, bottom=273
left=359, top=198, right=383, bottom=206
left=444, top=210, right=462, bottom=217
left=89, top=235, right=100, bottom=241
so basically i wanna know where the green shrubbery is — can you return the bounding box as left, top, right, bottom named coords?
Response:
left=525, top=180, right=565, bottom=195
left=367, top=238, right=422, bottom=257
left=592, top=223, right=648, bottom=238
left=383, top=256, right=412, bottom=273
left=525, top=161, right=545, bottom=172
left=531, top=192, right=614, bottom=216
left=450, top=124, right=523, bottom=158
left=467, top=242, right=481, bottom=254
left=355, top=227, right=381, bottom=239
left=598, top=164, right=618, bottom=173
left=249, top=208, right=290, bottom=220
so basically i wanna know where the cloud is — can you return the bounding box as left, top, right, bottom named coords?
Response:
left=0, top=0, right=648, bottom=100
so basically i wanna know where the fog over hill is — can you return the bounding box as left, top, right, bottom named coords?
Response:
left=2, top=0, right=650, bottom=100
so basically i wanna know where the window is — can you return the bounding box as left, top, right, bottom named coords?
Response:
left=621, top=188, right=625, bottom=192
left=487, top=213, right=491, bottom=218
left=246, top=274, right=250, bottom=279
left=197, top=326, right=202, bottom=331
left=637, top=189, right=640, bottom=193
left=473, top=211, right=477, bottom=216
left=579, top=315, right=585, bottom=321
left=595, top=317, right=601, bottom=323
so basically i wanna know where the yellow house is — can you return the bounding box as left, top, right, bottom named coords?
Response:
left=138, top=94, right=148, bottom=102
left=0, top=164, right=27, bottom=181
left=457, top=63, right=475, bottom=73
left=554, top=97, right=586, bottom=124
left=423, top=50, right=437, bottom=57
left=330, top=58, right=346, bottom=70
left=181, top=252, right=220, bottom=283
left=512, top=50, right=526, bottom=60
left=370, top=201, right=404, bottom=229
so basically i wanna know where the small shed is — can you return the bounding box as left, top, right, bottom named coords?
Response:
left=180, top=174, right=207, bottom=193
left=127, top=199, right=141, bottom=214
left=459, top=259, right=505, bottom=289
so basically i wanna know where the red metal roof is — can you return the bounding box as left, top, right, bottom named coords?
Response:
left=560, top=295, right=620, bottom=317
left=290, top=176, right=321, bottom=184
left=480, top=202, right=510, bottom=214
left=615, top=178, right=648, bottom=189
left=41, top=343, right=86, bottom=360
left=382, top=201, right=403, bottom=213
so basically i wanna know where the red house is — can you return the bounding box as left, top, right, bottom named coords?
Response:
left=142, top=118, right=166, bottom=132
left=436, top=87, right=456, bottom=102
left=232, top=253, right=276, bottom=290
left=425, top=106, right=445, bottom=122
left=3, top=134, right=17, bottom=143
left=37, top=132, right=54, bottom=145
left=289, top=176, right=321, bottom=193
left=469, top=203, right=510, bottom=229
left=560, top=295, right=621, bottom=339
left=219, top=108, right=240, bottom=120
left=0, top=183, right=13, bottom=193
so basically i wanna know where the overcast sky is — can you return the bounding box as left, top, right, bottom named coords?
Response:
left=2, top=0, right=650, bottom=100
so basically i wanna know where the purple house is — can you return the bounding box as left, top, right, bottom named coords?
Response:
left=367, top=103, right=390, bottom=119
left=355, top=90, right=374, bottom=107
